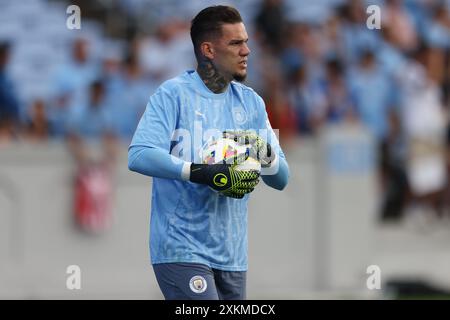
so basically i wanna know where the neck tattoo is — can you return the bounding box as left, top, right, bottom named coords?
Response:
left=197, top=59, right=230, bottom=94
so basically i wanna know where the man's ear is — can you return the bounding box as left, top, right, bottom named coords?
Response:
left=200, top=42, right=215, bottom=60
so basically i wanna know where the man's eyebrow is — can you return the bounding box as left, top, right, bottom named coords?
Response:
left=228, top=38, right=249, bottom=44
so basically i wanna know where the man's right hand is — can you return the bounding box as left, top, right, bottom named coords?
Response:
left=189, top=163, right=260, bottom=199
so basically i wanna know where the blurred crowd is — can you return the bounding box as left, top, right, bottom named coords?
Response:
left=1, top=0, right=450, bottom=222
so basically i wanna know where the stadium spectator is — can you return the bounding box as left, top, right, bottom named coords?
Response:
left=424, top=3, right=450, bottom=50
left=0, top=41, right=20, bottom=142
left=138, top=20, right=195, bottom=81
left=381, top=0, right=418, bottom=52
left=107, top=54, right=154, bottom=143
left=399, top=45, right=448, bottom=220
left=67, top=80, right=117, bottom=168
left=347, top=49, right=397, bottom=143
left=321, top=58, right=356, bottom=125
left=49, top=37, right=99, bottom=139
left=339, top=0, right=380, bottom=64
left=254, top=0, right=287, bottom=54
left=66, top=80, right=117, bottom=233
left=24, top=99, right=50, bottom=141
left=261, top=70, right=298, bottom=143
left=286, top=63, right=327, bottom=135
left=376, top=26, right=408, bottom=78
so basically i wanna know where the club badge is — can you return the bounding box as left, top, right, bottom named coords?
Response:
left=189, top=275, right=207, bottom=294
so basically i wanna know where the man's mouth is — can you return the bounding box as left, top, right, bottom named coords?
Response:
left=239, top=61, right=247, bottom=67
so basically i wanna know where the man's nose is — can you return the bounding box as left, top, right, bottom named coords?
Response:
left=241, top=43, right=250, bottom=56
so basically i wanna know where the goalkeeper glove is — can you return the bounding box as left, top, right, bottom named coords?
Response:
left=223, top=131, right=276, bottom=168
left=189, top=163, right=260, bottom=199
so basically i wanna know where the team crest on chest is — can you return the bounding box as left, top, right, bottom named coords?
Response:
left=232, top=106, right=247, bottom=125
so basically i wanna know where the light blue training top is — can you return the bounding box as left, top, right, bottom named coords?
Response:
left=128, top=70, right=289, bottom=271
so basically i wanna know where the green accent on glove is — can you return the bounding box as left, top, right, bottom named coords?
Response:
left=213, top=173, right=228, bottom=187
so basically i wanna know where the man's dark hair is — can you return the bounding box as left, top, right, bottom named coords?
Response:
left=190, top=6, right=242, bottom=59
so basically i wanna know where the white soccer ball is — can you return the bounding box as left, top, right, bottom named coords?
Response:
left=200, top=137, right=261, bottom=172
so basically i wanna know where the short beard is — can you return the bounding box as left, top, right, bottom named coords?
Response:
left=233, top=73, right=246, bottom=82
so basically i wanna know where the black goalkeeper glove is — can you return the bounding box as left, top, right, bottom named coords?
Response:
left=189, top=163, right=260, bottom=199
left=223, top=131, right=276, bottom=168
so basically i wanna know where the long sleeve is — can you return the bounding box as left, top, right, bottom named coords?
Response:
left=128, top=86, right=190, bottom=181
left=261, top=152, right=290, bottom=190
left=128, top=145, right=190, bottom=181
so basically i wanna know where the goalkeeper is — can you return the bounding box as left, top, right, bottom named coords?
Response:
left=128, top=5, right=289, bottom=300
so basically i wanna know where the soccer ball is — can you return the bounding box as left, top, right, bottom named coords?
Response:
left=200, top=137, right=261, bottom=172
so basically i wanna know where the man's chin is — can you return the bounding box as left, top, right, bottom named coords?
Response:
left=233, top=73, right=247, bottom=82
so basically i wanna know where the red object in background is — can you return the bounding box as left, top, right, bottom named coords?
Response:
left=266, top=102, right=298, bottom=141
left=74, top=164, right=113, bottom=233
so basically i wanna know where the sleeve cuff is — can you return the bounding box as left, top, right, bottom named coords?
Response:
left=181, top=161, right=192, bottom=181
